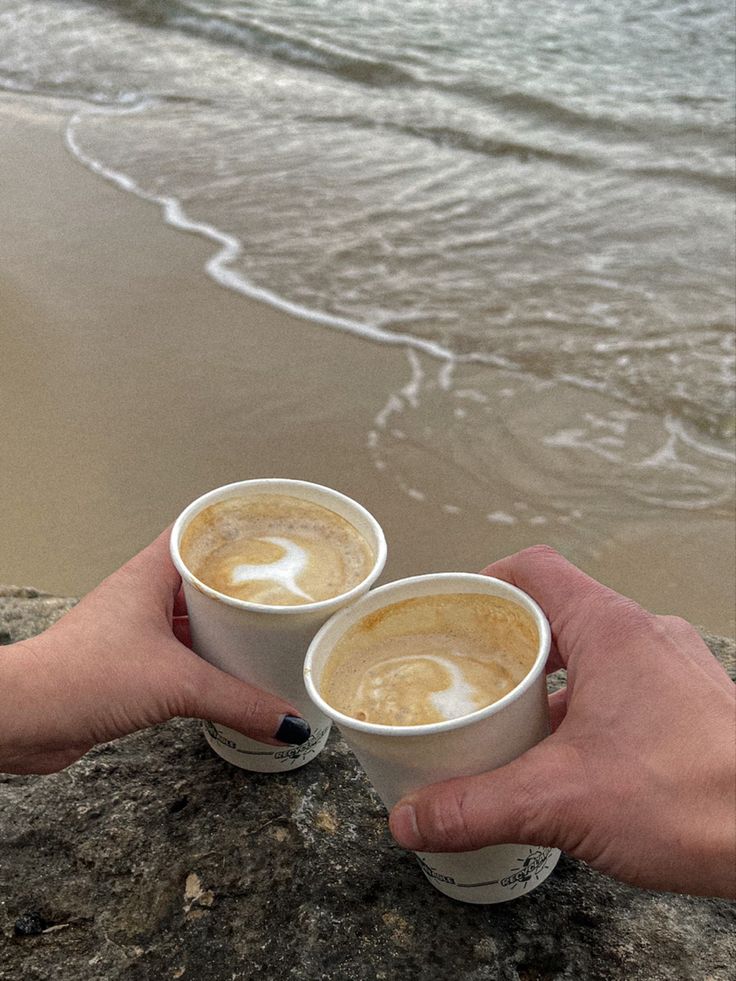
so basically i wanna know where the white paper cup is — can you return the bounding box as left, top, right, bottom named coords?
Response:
left=170, top=478, right=387, bottom=772
left=304, top=573, right=560, bottom=903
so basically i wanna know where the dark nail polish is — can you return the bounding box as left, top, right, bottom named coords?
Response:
left=275, top=715, right=311, bottom=745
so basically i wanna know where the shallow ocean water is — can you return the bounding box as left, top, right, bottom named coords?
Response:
left=1, top=0, right=733, bottom=525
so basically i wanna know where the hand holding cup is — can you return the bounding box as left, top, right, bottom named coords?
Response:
left=0, top=530, right=300, bottom=774
left=305, top=572, right=560, bottom=903
left=170, top=479, right=387, bottom=771
left=388, top=546, right=736, bottom=900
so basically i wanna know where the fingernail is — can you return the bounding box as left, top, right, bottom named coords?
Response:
left=390, top=802, right=423, bottom=850
left=274, top=715, right=311, bottom=745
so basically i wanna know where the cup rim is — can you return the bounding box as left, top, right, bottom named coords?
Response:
left=303, top=572, right=551, bottom=736
left=169, top=478, right=387, bottom=615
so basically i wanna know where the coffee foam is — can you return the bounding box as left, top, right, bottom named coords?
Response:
left=230, top=536, right=314, bottom=601
left=180, top=493, right=375, bottom=605
left=320, top=593, right=538, bottom=726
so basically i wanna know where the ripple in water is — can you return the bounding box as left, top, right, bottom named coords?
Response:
left=1, top=0, right=733, bottom=523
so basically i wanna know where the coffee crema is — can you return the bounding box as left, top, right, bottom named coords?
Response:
left=180, top=493, right=375, bottom=605
left=320, top=593, right=538, bottom=725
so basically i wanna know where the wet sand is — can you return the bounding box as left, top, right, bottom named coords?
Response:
left=1, top=93, right=733, bottom=636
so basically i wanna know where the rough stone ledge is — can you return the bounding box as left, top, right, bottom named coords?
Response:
left=1, top=587, right=734, bottom=981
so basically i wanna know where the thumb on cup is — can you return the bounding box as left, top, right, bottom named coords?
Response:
left=389, top=735, right=579, bottom=853
left=178, top=653, right=311, bottom=746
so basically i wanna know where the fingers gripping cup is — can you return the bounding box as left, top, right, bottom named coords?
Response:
left=304, top=574, right=560, bottom=903
left=170, top=479, right=387, bottom=772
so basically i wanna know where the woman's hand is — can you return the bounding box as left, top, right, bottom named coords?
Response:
left=0, top=530, right=309, bottom=774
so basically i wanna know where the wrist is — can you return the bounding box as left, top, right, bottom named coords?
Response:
left=0, top=635, right=87, bottom=774
left=0, top=640, right=39, bottom=772
left=666, top=723, right=736, bottom=899
left=697, top=757, right=736, bottom=899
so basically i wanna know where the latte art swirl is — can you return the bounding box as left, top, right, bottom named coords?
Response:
left=231, top=536, right=314, bottom=602
left=321, top=593, right=538, bottom=725
left=180, top=493, right=375, bottom=605
left=353, top=653, right=480, bottom=723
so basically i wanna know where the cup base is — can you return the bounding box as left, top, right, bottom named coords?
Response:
left=202, top=720, right=331, bottom=773
left=416, top=845, right=560, bottom=904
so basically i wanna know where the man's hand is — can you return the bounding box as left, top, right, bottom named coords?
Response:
left=389, top=546, right=736, bottom=899
left=1, top=530, right=308, bottom=774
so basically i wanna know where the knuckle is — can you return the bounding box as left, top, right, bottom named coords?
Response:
left=609, top=594, right=653, bottom=628
left=173, top=653, right=211, bottom=718
left=518, top=544, right=562, bottom=568
left=658, top=614, right=689, bottom=630
left=591, top=593, right=656, bottom=650
left=512, top=748, right=579, bottom=847
left=510, top=771, right=556, bottom=844
left=655, top=614, right=698, bottom=643
left=416, top=785, right=480, bottom=852
left=236, top=694, right=271, bottom=735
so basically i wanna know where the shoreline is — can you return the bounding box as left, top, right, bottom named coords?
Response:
left=63, top=98, right=465, bottom=365
left=1, top=91, right=734, bottom=636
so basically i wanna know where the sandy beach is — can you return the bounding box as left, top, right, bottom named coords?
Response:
left=1, top=92, right=734, bottom=636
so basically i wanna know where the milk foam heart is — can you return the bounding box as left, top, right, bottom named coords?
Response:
left=180, top=493, right=375, bottom=605
left=320, top=592, right=538, bottom=725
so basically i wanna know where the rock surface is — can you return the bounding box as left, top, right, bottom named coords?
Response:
left=1, top=587, right=734, bottom=981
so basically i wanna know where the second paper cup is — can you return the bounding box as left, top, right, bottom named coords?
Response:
left=304, top=572, right=560, bottom=902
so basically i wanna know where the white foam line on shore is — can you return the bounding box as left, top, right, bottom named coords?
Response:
left=400, top=349, right=424, bottom=407
left=664, top=414, right=736, bottom=463
left=61, top=98, right=736, bottom=491
left=63, top=98, right=520, bottom=373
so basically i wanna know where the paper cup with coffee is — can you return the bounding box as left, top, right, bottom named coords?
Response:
left=170, top=479, right=387, bottom=772
left=304, top=573, right=560, bottom=903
